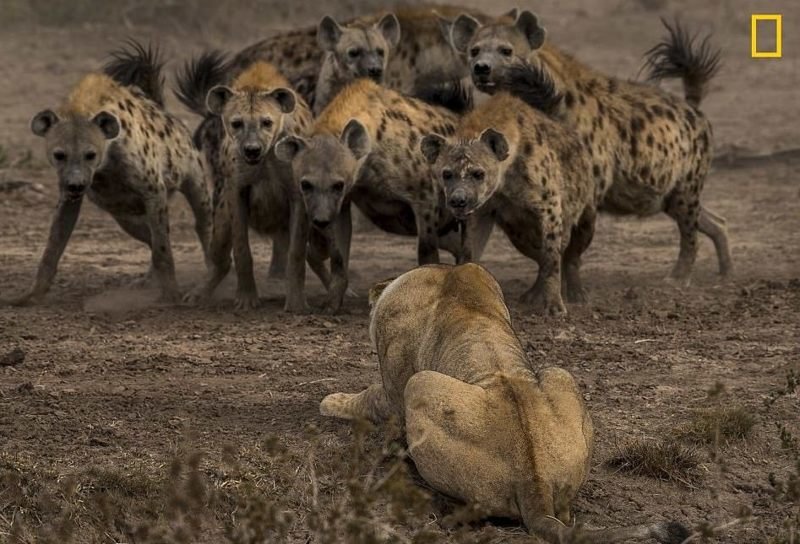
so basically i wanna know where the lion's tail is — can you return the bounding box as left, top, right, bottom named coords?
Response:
left=524, top=509, right=690, bottom=543
left=643, top=18, right=721, bottom=107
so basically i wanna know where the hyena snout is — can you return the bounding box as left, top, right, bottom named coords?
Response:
left=473, top=62, right=492, bottom=78
left=62, top=169, right=90, bottom=197
left=448, top=188, right=469, bottom=212
left=242, top=142, right=264, bottom=163
left=367, top=66, right=383, bottom=80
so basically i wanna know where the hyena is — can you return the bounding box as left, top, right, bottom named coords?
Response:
left=274, top=79, right=493, bottom=314
left=178, top=61, right=314, bottom=312
left=448, top=12, right=731, bottom=283
left=8, top=41, right=211, bottom=306
left=421, top=63, right=596, bottom=316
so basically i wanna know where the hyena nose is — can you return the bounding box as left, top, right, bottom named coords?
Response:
left=244, top=144, right=263, bottom=160
left=313, top=219, right=332, bottom=229
left=367, top=66, right=383, bottom=80
left=473, top=62, right=491, bottom=77
left=66, top=183, right=85, bottom=195
left=448, top=191, right=468, bottom=209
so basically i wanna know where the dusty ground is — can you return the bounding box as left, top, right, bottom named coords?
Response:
left=1, top=0, right=799, bottom=542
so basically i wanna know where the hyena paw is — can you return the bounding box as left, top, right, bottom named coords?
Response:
left=234, top=291, right=260, bottom=310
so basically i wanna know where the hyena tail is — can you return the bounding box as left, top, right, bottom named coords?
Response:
left=174, top=50, right=231, bottom=116
left=643, top=18, right=721, bottom=107
left=492, top=61, right=563, bottom=117
left=411, top=74, right=474, bottom=114
left=104, top=40, right=166, bottom=107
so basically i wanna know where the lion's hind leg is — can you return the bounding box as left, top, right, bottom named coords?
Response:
left=404, top=371, right=512, bottom=514
left=320, top=384, right=394, bottom=424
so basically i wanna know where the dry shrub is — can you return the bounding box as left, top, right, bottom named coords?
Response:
left=607, top=439, right=701, bottom=486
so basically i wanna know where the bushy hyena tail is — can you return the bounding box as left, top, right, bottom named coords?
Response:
left=493, top=62, right=563, bottom=116
left=644, top=19, right=721, bottom=107
left=104, top=40, right=166, bottom=107
left=174, top=50, right=230, bottom=116
left=412, top=74, right=474, bottom=114
left=174, top=51, right=230, bottom=149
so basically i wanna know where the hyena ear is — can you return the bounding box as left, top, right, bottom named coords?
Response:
left=516, top=10, right=546, bottom=50
left=376, top=13, right=401, bottom=49
left=341, top=119, right=370, bottom=160
left=31, top=109, right=60, bottom=137
left=206, top=85, right=234, bottom=115
left=318, top=15, right=343, bottom=51
left=92, top=111, right=120, bottom=140
left=451, top=14, right=481, bottom=54
left=435, top=14, right=454, bottom=43
left=503, top=8, right=520, bottom=21
left=274, top=135, right=307, bottom=163
left=479, top=128, right=509, bottom=161
left=368, top=278, right=396, bottom=308
left=420, top=133, right=446, bottom=164
left=270, top=88, right=296, bottom=114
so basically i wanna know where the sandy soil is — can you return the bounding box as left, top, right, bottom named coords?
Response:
left=1, top=0, right=798, bottom=542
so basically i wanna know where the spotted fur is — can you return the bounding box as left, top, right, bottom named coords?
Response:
left=10, top=42, right=212, bottom=306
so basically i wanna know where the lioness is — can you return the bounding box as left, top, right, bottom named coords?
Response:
left=321, top=263, right=688, bottom=543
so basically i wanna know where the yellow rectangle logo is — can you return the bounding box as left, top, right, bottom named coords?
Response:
left=751, top=14, right=782, bottom=58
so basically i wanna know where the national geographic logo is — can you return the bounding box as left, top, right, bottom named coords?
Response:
left=751, top=14, right=782, bottom=58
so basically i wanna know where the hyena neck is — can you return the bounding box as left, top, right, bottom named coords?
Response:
left=314, top=54, right=353, bottom=116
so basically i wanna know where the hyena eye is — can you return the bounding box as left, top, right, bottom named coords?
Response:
left=300, top=180, right=313, bottom=192
left=471, top=170, right=485, bottom=181
left=469, top=47, right=480, bottom=57
left=499, top=46, right=513, bottom=57
left=261, top=119, right=273, bottom=129
left=347, top=48, right=360, bottom=59
left=376, top=48, right=385, bottom=58
left=331, top=181, right=345, bottom=193
left=442, top=170, right=454, bottom=181
left=84, top=151, right=97, bottom=161
left=53, top=150, right=67, bottom=162
left=231, top=119, right=244, bottom=130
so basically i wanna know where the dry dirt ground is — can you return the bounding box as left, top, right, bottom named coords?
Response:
left=0, top=0, right=799, bottom=542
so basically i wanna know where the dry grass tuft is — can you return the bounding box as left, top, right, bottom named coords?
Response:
left=607, top=439, right=702, bottom=486
left=675, top=406, right=756, bottom=445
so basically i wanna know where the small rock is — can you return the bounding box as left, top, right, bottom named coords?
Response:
left=0, top=348, right=25, bottom=367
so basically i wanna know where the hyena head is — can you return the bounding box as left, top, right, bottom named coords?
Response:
left=420, top=128, right=509, bottom=219
left=31, top=109, right=120, bottom=200
left=317, top=13, right=401, bottom=83
left=448, top=10, right=546, bottom=94
left=275, top=119, right=370, bottom=230
left=206, top=85, right=296, bottom=165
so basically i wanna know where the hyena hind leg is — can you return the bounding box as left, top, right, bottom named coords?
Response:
left=698, top=206, right=732, bottom=277
left=180, top=174, right=213, bottom=268
left=320, top=384, right=393, bottom=424
left=562, top=207, right=596, bottom=304
left=113, top=215, right=157, bottom=287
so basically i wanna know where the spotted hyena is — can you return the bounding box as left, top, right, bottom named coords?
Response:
left=178, top=61, right=317, bottom=312
left=421, top=61, right=596, bottom=316
left=8, top=42, right=211, bottom=306
left=274, top=79, right=494, bottom=314
left=448, top=12, right=731, bottom=283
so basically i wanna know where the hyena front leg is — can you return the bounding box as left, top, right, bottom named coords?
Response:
left=231, top=185, right=259, bottom=310
left=180, top=172, right=213, bottom=270
left=284, top=196, right=309, bottom=313
left=143, top=185, right=180, bottom=303
left=183, top=189, right=232, bottom=304
left=8, top=196, right=83, bottom=306
left=268, top=229, right=289, bottom=279
left=322, top=200, right=353, bottom=314
left=413, top=201, right=441, bottom=265
left=520, top=204, right=566, bottom=316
